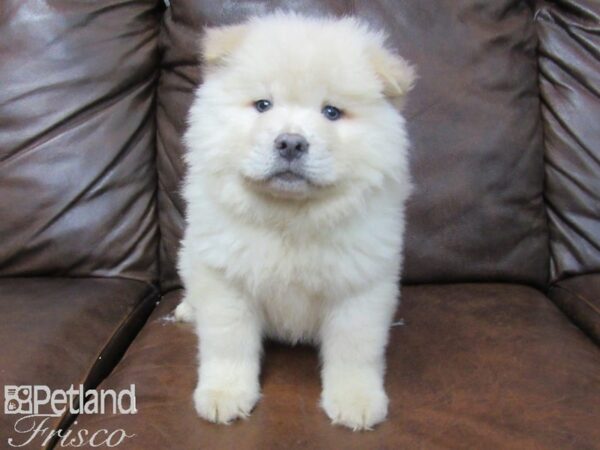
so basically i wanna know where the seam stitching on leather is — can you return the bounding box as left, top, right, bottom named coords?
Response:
left=45, top=284, right=159, bottom=450
left=532, top=3, right=553, bottom=288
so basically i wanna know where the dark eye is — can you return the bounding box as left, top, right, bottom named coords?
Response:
left=254, top=99, right=272, bottom=113
left=322, top=105, right=343, bottom=121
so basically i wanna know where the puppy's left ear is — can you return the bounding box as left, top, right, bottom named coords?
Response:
left=370, top=46, right=416, bottom=98
left=201, top=23, right=248, bottom=65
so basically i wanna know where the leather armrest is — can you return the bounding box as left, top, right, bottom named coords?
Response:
left=549, top=274, right=600, bottom=345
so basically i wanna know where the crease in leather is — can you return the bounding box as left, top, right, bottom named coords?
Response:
left=151, top=57, right=167, bottom=303
left=155, top=111, right=186, bottom=293
left=157, top=175, right=185, bottom=218
left=548, top=0, right=600, bottom=22
left=542, top=116, right=598, bottom=195
left=46, top=283, right=159, bottom=450
left=552, top=283, right=600, bottom=317
left=38, top=85, right=154, bottom=240
left=546, top=204, right=600, bottom=269
left=0, top=168, right=156, bottom=279
left=545, top=151, right=600, bottom=220
left=2, top=74, right=156, bottom=166
left=540, top=8, right=600, bottom=51
left=528, top=13, right=554, bottom=295
left=538, top=48, right=600, bottom=105
left=156, top=124, right=185, bottom=199
left=109, top=182, right=160, bottom=276
left=160, top=62, right=199, bottom=86
left=0, top=272, right=160, bottom=285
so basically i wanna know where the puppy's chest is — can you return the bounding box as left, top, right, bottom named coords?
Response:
left=223, top=233, right=345, bottom=342
left=230, top=233, right=350, bottom=297
left=196, top=221, right=396, bottom=342
left=256, top=285, right=324, bottom=343
left=213, top=227, right=387, bottom=301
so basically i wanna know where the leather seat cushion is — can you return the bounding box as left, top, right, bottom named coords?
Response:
left=69, top=284, right=600, bottom=449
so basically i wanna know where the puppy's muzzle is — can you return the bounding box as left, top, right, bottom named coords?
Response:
left=274, top=133, right=309, bottom=162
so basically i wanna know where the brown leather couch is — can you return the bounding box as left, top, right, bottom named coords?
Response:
left=1, top=1, right=599, bottom=449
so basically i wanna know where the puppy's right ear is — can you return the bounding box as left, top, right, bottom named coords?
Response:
left=201, top=24, right=247, bottom=65
left=369, top=45, right=416, bottom=98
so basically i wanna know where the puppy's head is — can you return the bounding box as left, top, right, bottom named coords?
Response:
left=185, top=13, right=414, bottom=220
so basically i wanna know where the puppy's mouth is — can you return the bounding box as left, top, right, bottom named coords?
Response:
left=264, top=168, right=314, bottom=198
left=244, top=166, right=317, bottom=199
left=268, top=170, right=309, bottom=183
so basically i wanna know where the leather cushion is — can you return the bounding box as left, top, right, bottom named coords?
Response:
left=536, top=0, right=600, bottom=282
left=156, top=0, right=548, bottom=291
left=68, top=285, right=600, bottom=449
left=0, top=0, right=162, bottom=282
left=0, top=278, right=158, bottom=443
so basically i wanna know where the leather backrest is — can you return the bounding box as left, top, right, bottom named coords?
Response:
left=536, top=0, right=600, bottom=282
left=156, top=0, right=549, bottom=290
left=0, top=0, right=162, bottom=282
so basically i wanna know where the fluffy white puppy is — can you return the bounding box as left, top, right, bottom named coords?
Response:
left=176, top=13, right=414, bottom=431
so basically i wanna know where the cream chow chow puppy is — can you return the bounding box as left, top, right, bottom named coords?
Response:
left=176, top=13, right=414, bottom=431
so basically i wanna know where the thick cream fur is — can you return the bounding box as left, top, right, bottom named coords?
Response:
left=176, top=13, right=414, bottom=431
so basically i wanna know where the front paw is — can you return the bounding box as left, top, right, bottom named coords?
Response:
left=194, top=384, right=260, bottom=424
left=321, top=382, right=388, bottom=431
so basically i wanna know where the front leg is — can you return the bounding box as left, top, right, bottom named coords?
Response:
left=186, top=266, right=262, bottom=424
left=320, top=281, right=398, bottom=431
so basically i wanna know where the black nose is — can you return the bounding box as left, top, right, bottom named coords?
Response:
left=274, top=133, right=309, bottom=162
